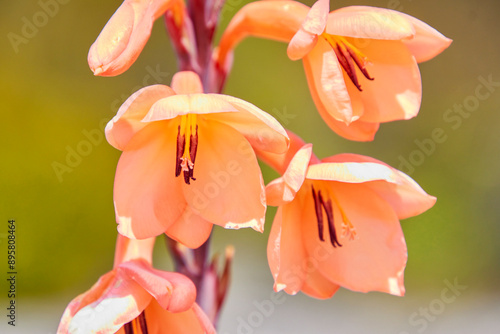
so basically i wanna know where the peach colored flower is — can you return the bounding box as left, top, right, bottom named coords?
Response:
left=57, top=235, right=215, bottom=334
left=263, top=135, right=436, bottom=298
left=217, top=0, right=452, bottom=141
left=106, top=71, right=289, bottom=247
left=88, top=0, right=184, bottom=76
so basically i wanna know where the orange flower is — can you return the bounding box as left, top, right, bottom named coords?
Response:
left=217, top=0, right=452, bottom=141
left=106, top=71, right=289, bottom=247
left=57, top=235, right=215, bottom=333
left=88, top=0, right=185, bottom=76
left=262, top=134, right=436, bottom=298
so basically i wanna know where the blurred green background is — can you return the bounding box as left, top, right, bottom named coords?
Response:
left=1, top=0, right=499, bottom=333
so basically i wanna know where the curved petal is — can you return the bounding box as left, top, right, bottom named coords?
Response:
left=307, top=161, right=402, bottom=184
left=287, top=28, right=318, bottom=61
left=119, top=260, right=196, bottom=313
left=303, top=183, right=407, bottom=295
left=301, top=268, right=340, bottom=299
left=256, top=130, right=314, bottom=175
left=114, top=121, right=186, bottom=239
left=166, top=207, right=214, bottom=249
left=208, top=95, right=289, bottom=154
left=113, top=235, right=155, bottom=268
left=57, top=271, right=116, bottom=334
left=326, top=6, right=415, bottom=40
left=106, top=85, right=175, bottom=151
left=145, top=300, right=216, bottom=334
left=303, top=39, right=355, bottom=124
left=316, top=111, right=380, bottom=141
left=68, top=269, right=152, bottom=333
left=287, top=0, right=329, bottom=60
left=344, top=39, right=422, bottom=123
left=182, top=120, right=266, bottom=232
left=217, top=0, right=310, bottom=65
left=267, top=203, right=308, bottom=295
left=390, top=12, right=452, bottom=63
left=143, top=94, right=238, bottom=121
left=171, top=71, right=204, bottom=94
left=265, top=144, right=313, bottom=205
left=88, top=0, right=179, bottom=76
left=322, top=153, right=436, bottom=219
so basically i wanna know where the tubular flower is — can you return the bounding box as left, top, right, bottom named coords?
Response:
left=263, top=135, right=436, bottom=298
left=217, top=0, right=452, bottom=141
left=57, top=235, right=215, bottom=334
left=88, top=0, right=185, bottom=76
left=106, top=71, right=289, bottom=247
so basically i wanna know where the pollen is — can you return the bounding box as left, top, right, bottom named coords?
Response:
left=322, top=34, right=374, bottom=91
left=176, top=114, right=198, bottom=185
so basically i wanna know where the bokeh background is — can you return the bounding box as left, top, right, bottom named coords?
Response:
left=1, top=0, right=499, bottom=333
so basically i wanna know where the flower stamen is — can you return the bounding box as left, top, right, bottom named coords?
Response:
left=322, top=34, right=374, bottom=91
left=123, top=311, right=149, bottom=334
left=312, top=186, right=342, bottom=248
left=329, top=191, right=357, bottom=240
left=176, top=114, right=198, bottom=185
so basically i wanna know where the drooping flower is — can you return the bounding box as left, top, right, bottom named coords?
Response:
left=217, top=0, right=452, bottom=141
left=106, top=71, right=289, bottom=247
left=261, top=133, right=436, bottom=298
left=57, top=235, right=215, bottom=334
left=88, top=0, right=186, bottom=76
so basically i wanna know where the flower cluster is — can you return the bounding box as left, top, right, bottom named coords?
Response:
left=59, top=0, right=450, bottom=332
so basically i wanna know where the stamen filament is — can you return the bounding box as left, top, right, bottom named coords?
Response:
left=311, top=185, right=342, bottom=248
left=123, top=311, right=148, bottom=334
left=322, top=34, right=374, bottom=91
left=311, top=186, right=325, bottom=242
left=329, top=191, right=357, bottom=240
left=176, top=114, right=198, bottom=184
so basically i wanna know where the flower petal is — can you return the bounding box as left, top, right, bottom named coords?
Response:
left=217, top=0, right=310, bottom=65
left=265, top=144, right=313, bottom=205
left=144, top=300, right=216, bottom=334
left=119, top=260, right=196, bottom=313
left=343, top=39, right=422, bottom=123
left=303, top=183, right=407, bottom=295
left=393, top=12, right=452, bottom=63
left=88, top=0, right=178, bottom=76
left=106, top=85, right=175, bottom=151
left=301, top=0, right=329, bottom=35
left=287, top=28, right=318, bottom=61
left=166, top=207, right=214, bottom=249
left=267, top=204, right=308, bottom=295
left=68, top=269, right=152, bottom=333
left=182, top=120, right=266, bottom=232
left=171, top=71, right=204, bottom=94
left=286, top=0, right=329, bottom=60
left=208, top=95, right=289, bottom=154
left=301, top=267, right=340, bottom=299
left=57, top=271, right=116, bottom=334
left=326, top=6, right=415, bottom=40
left=114, top=121, right=186, bottom=239
left=307, top=161, right=401, bottom=184
left=255, top=130, right=311, bottom=175
left=322, top=153, right=436, bottom=219
left=143, top=94, right=238, bottom=122
left=113, top=235, right=155, bottom=268
left=315, top=112, right=380, bottom=141
left=303, top=39, right=354, bottom=124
